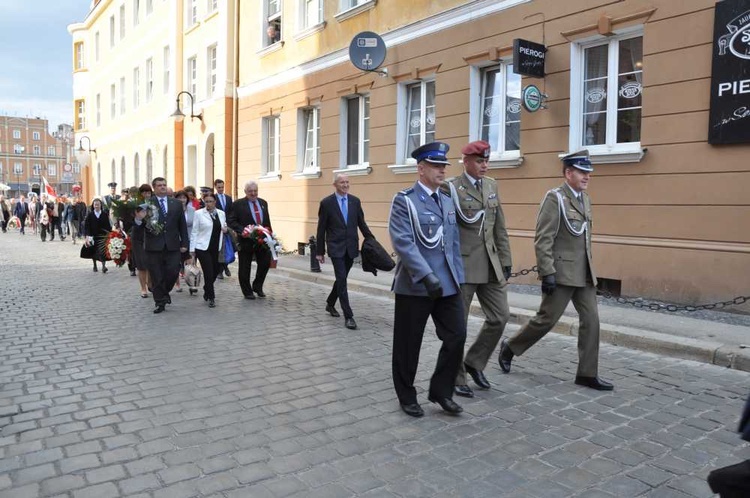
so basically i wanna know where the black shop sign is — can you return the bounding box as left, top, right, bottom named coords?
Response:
left=513, top=39, right=546, bottom=78
left=709, top=0, right=750, bottom=144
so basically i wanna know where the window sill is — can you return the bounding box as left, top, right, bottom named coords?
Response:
left=559, top=147, right=646, bottom=165
left=184, top=22, right=201, bottom=35
left=259, top=172, right=281, bottom=182
left=333, top=165, right=372, bottom=176
left=294, top=21, right=327, bottom=42
left=257, top=41, right=284, bottom=56
left=335, top=0, right=377, bottom=22
left=387, top=161, right=417, bottom=175
left=203, top=10, right=219, bottom=23
left=291, top=169, right=322, bottom=179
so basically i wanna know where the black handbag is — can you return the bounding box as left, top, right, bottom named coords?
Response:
left=80, top=243, right=96, bottom=259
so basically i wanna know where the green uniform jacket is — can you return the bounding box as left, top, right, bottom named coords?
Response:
left=444, top=174, right=511, bottom=284
left=535, top=183, right=597, bottom=287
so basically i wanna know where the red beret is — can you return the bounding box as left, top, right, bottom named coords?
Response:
left=461, top=140, right=491, bottom=158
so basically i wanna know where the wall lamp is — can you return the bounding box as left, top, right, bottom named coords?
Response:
left=75, top=136, right=97, bottom=165
left=170, top=91, right=203, bottom=122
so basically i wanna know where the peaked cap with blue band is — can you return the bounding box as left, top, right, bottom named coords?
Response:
left=411, top=141, right=451, bottom=165
left=561, top=149, right=593, bottom=172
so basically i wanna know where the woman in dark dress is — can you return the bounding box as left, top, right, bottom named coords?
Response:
left=84, top=198, right=112, bottom=273
left=189, top=193, right=227, bottom=308
left=132, top=184, right=152, bottom=297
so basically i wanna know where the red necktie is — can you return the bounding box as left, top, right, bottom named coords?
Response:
left=252, top=201, right=262, bottom=225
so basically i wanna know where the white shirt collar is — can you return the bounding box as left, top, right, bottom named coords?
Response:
left=417, top=181, right=439, bottom=197
left=565, top=182, right=582, bottom=198
left=464, top=172, right=480, bottom=185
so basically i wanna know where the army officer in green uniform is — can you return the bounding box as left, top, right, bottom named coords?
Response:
left=443, top=140, right=512, bottom=398
left=498, top=150, right=613, bottom=391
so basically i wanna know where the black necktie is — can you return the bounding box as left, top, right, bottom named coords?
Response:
left=578, top=195, right=585, bottom=212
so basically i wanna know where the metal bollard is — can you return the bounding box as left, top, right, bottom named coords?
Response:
left=309, top=236, right=321, bottom=272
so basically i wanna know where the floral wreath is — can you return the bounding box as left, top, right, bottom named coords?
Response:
left=102, top=229, right=132, bottom=267
left=242, top=225, right=281, bottom=260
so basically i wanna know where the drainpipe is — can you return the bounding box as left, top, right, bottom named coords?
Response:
left=231, top=0, right=240, bottom=199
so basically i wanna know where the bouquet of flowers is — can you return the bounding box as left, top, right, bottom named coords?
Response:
left=242, top=225, right=281, bottom=267
left=101, top=229, right=131, bottom=266
left=142, top=203, right=165, bottom=235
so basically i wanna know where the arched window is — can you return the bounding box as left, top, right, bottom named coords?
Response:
left=163, top=146, right=168, bottom=183
left=146, top=149, right=153, bottom=183
left=134, top=153, right=140, bottom=186
left=97, top=162, right=101, bottom=194
left=120, top=157, right=126, bottom=187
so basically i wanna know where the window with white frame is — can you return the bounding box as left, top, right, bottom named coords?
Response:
left=133, top=0, right=140, bottom=26
left=187, top=56, right=198, bottom=97
left=110, top=15, right=115, bottom=47
left=163, top=45, right=171, bottom=94
left=262, top=115, right=281, bottom=175
left=75, top=42, right=85, bottom=70
left=207, top=0, right=217, bottom=15
left=343, top=94, right=369, bottom=167
left=48, top=164, right=56, bottom=176
left=133, top=66, right=140, bottom=108
left=33, top=164, right=41, bottom=176
left=187, top=0, right=198, bottom=27
left=13, top=144, right=23, bottom=154
left=76, top=99, right=86, bottom=130
left=73, top=163, right=81, bottom=174
left=95, top=93, right=101, bottom=126
left=572, top=32, right=643, bottom=153
left=48, top=146, right=55, bottom=156
left=120, top=76, right=126, bottom=114
left=207, top=45, right=217, bottom=96
left=477, top=63, right=521, bottom=157
left=32, top=131, right=40, bottom=140
left=14, top=163, right=23, bottom=174
left=12, top=129, right=20, bottom=139
left=146, top=0, right=153, bottom=15
left=120, top=4, right=126, bottom=39
left=263, top=0, right=282, bottom=47
left=404, top=80, right=435, bottom=160
left=33, top=145, right=41, bottom=155
left=111, top=84, right=116, bottom=118
left=298, top=107, right=320, bottom=172
left=300, top=0, right=322, bottom=30
left=95, top=31, right=100, bottom=61
left=146, top=58, right=154, bottom=102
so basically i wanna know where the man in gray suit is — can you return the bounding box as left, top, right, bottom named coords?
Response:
left=388, top=141, right=466, bottom=418
left=444, top=140, right=512, bottom=398
left=498, top=151, right=613, bottom=390
left=134, top=177, right=190, bottom=314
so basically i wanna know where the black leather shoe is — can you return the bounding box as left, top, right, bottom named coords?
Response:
left=575, top=376, right=614, bottom=391
left=101, top=267, right=108, bottom=274
left=498, top=339, right=514, bottom=373
left=224, top=268, right=231, bottom=277
left=428, top=395, right=463, bottom=415
left=208, top=299, right=216, bottom=308
left=454, top=385, right=474, bottom=398
left=400, top=403, right=424, bottom=418
left=216, top=273, right=224, bottom=280
left=153, top=304, right=166, bottom=314
left=345, top=318, right=358, bottom=330
left=325, top=304, right=340, bottom=317
left=465, top=363, right=491, bottom=389
left=130, top=270, right=136, bottom=276
left=244, top=293, right=256, bottom=300
left=252, top=286, right=266, bottom=298
left=166, top=295, right=171, bottom=304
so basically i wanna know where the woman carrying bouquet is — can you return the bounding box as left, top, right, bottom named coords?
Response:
left=189, top=193, right=227, bottom=308
left=84, top=198, right=112, bottom=273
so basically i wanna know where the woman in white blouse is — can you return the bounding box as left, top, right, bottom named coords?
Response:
left=189, top=193, right=227, bottom=308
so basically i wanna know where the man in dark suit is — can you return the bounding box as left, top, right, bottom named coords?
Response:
left=214, top=179, right=233, bottom=278
left=227, top=180, right=272, bottom=300
left=13, top=195, right=29, bottom=235
left=134, top=177, right=189, bottom=314
left=316, top=173, right=374, bottom=330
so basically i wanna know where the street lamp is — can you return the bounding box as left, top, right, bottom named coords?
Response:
left=75, top=136, right=97, bottom=201
left=170, top=91, right=203, bottom=122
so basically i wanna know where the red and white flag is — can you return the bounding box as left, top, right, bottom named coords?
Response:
left=42, top=177, right=57, bottom=201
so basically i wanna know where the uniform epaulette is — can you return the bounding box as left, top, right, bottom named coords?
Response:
left=439, top=189, right=451, bottom=198
left=399, top=187, right=414, bottom=195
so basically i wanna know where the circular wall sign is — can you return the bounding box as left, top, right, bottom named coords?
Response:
left=522, top=85, right=543, bottom=112
left=349, top=31, right=387, bottom=71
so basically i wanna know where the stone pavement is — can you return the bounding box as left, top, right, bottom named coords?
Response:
left=0, top=233, right=748, bottom=498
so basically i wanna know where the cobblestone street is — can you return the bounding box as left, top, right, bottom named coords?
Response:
left=0, top=234, right=748, bottom=497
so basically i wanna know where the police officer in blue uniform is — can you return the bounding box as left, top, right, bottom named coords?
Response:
left=388, top=141, right=467, bottom=417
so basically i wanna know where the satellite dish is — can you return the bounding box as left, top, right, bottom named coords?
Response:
left=349, top=31, right=387, bottom=73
